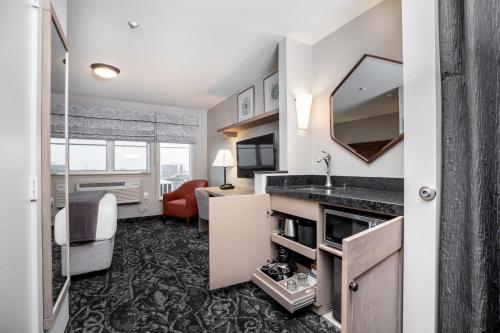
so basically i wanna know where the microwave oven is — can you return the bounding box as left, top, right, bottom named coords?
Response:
left=324, top=208, right=390, bottom=250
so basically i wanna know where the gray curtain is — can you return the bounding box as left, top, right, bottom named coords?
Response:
left=51, top=103, right=199, bottom=143
left=439, top=1, right=499, bottom=332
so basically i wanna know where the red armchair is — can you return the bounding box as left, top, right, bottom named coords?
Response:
left=162, top=179, right=208, bottom=226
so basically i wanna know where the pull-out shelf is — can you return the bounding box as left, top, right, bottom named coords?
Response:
left=251, top=268, right=316, bottom=313
left=271, top=231, right=317, bottom=260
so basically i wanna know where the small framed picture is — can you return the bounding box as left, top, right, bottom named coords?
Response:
left=263, top=71, right=279, bottom=113
left=237, top=86, right=255, bottom=122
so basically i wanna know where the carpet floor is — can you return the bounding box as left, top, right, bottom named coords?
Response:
left=68, top=217, right=338, bottom=333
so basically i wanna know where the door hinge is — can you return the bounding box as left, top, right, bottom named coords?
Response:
left=267, top=210, right=278, bottom=218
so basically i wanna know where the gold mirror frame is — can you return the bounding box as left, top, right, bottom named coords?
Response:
left=330, top=54, right=404, bottom=163
left=41, top=2, right=70, bottom=329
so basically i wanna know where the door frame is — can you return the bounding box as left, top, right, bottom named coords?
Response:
left=402, top=0, right=441, bottom=332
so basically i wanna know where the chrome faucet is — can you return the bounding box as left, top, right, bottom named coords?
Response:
left=317, top=151, right=333, bottom=188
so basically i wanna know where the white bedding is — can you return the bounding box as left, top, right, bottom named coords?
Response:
left=55, top=193, right=117, bottom=246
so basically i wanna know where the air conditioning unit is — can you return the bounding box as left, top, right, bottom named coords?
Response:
left=76, top=180, right=142, bottom=204
left=55, top=183, right=66, bottom=208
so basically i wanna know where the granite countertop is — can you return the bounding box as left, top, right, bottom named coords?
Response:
left=265, top=175, right=404, bottom=216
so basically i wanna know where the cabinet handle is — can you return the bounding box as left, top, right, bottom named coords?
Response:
left=349, top=281, right=358, bottom=292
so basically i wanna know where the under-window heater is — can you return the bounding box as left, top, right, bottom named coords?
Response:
left=76, top=180, right=142, bottom=204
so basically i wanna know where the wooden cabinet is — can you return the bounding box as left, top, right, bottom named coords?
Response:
left=208, top=193, right=403, bottom=333
left=341, top=216, right=403, bottom=333
left=208, top=193, right=271, bottom=290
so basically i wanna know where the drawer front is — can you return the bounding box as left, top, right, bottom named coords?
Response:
left=252, top=269, right=316, bottom=313
left=271, top=195, right=320, bottom=221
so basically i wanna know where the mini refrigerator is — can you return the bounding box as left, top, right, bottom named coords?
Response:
left=332, top=255, right=342, bottom=322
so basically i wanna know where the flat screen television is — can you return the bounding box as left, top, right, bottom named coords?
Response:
left=236, top=133, right=276, bottom=178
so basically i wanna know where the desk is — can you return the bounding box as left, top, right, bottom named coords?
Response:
left=204, top=186, right=254, bottom=197
left=201, top=186, right=269, bottom=290
left=207, top=192, right=271, bottom=290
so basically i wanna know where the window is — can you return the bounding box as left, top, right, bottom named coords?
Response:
left=69, top=139, right=107, bottom=171
left=50, top=138, right=66, bottom=172
left=114, top=141, right=148, bottom=171
left=50, top=138, right=150, bottom=174
left=159, top=143, right=191, bottom=197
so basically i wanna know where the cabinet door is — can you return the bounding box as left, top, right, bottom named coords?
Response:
left=209, top=194, right=271, bottom=290
left=341, top=217, right=403, bottom=333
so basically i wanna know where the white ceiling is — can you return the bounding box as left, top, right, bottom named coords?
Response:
left=68, top=0, right=384, bottom=110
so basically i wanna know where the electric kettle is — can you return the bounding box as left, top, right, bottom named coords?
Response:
left=279, top=218, right=297, bottom=240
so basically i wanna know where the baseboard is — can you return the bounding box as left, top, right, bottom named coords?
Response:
left=118, top=215, right=163, bottom=223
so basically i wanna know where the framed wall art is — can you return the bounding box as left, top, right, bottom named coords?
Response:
left=237, top=86, right=255, bottom=122
left=264, top=71, right=279, bottom=113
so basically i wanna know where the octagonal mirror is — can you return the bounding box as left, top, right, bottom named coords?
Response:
left=330, top=54, right=403, bottom=163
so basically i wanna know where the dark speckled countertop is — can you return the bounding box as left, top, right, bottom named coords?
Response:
left=266, top=175, right=404, bottom=216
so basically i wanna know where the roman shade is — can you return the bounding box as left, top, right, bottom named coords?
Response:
left=51, top=103, right=199, bottom=144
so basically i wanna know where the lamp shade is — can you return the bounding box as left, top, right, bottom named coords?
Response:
left=212, top=149, right=235, bottom=167
left=295, top=94, right=313, bottom=130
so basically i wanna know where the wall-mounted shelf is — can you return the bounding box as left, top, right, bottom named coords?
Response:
left=217, top=110, right=279, bottom=137
left=271, top=231, right=317, bottom=260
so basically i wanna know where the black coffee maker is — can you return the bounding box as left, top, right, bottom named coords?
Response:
left=276, top=246, right=296, bottom=280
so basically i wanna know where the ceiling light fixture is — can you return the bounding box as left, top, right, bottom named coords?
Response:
left=90, top=63, right=120, bottom=79
left=128, top=20, right=140, bottom=29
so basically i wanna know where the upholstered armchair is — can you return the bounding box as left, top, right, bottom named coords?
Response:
left=162, top=179, right=208, bottom=226
left=195, top=188, right=210, bottom=233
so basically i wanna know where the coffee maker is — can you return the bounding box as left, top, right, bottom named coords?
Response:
left=276, top=246, right=296, bottom=280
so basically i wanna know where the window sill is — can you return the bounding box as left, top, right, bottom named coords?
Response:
left=53, top=171, right=151, bottom=176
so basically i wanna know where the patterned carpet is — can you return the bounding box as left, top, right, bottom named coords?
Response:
left=52, top=228, right=65, bottom=304
left=68, top=217, right=338, bottom=333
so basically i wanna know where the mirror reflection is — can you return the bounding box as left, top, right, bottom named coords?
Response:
left=331, top=55, right=403, bottom=162
left=50, top=21, right=68, bottom=305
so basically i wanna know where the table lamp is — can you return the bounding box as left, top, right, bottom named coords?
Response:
left=212, top=149, right=235, bottom=190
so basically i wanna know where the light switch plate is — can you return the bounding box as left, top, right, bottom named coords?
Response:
left=30, top=177, right=38, bottom=201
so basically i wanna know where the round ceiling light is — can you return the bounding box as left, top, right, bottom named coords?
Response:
left=90, top=63, right=120, bottom=79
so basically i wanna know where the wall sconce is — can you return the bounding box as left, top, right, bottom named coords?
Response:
left=295, top=94, right=313, bottom=130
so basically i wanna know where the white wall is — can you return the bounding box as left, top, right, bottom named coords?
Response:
left=279, top=37, right=314, bottom=174
left=310, top=0, right=403, bottom=177
left=207, top=71, right=279, bottom=188
left=0, top=1, right=42, bottom=332
left=207, top=0, right=402, bottom=182
left=64, top=95, right=208, bottom=219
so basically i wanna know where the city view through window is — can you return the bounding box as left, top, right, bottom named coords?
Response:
left=159, top=143, right=191, bottom=197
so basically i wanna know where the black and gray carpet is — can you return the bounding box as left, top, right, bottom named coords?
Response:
left=68, top=217, right=338, bottom=332
left=52, top=227, right=65, bottom=304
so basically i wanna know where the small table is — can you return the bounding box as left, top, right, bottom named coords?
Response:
left=203, top=186, right=254, bottom=197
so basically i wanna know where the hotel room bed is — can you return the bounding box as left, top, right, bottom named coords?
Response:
left=54, top=193, right=117, bottom=275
